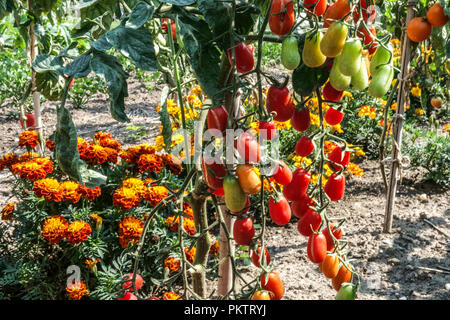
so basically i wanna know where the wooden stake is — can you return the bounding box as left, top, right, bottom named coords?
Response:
left=384, top=1, right=417, bottom=233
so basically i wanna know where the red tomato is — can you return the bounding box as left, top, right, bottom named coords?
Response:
left=267, top=86, right=295, bottom=122
left=269, top=195, right=292, bottom=226
left=272, top=160, right=293, bottom=185
left=149, top=296, right=160, bottom=300
left=207, top=105, right=228, bottom=134
left=228, top=42, right=254, bottom=73
left=269, top=0, right=295, bottom=36
left=118, top=291, right=138, bottom=300
left=282, top=168, right=311, bottom=201
left=304, top=0, right=328, bottom=16
left=295, top=136, right=314, bottom=157
left=323, top=0, right=351, bottom=28
left=260, top=271, right=284, bottom=300
left=202, top=156, right=227, bottom=189
left=122, top=273, right=144, bottom=291
left=324, top=173, right=345, bottom=201
left=297, top=209, right=322, bottom=237
left=162, top=18, right=177, bottom=40
left=20, top=112, right=35, bottom=129
left=233, top=217, right=255, bottom=246
left=291, top=193, right=314, bottom=219
left=213, top=187, right=225, bottom=196
left=258, top=120, right=277, bottom=140
left=323, top=81, right=344, bottom=102
left=249, top=244, right=271, bottom=268
left=230, top=195, right=250, bottom=215
left=322, top=224, right=343, bottom=251
left=236, top=131, right=261, bottom=163
left=352, top=0, right=376, bottom=24
left=324, top=107, right=344, bottom=125
left=291, top=108, right=311, bottom=132
left=307, top=233, right=327, bottom=263
left=327, top=145, right=350, bottom=171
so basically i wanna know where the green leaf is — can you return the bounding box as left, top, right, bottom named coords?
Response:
left=32, top=54, right=64, bottom=73
left=160, top=0, right=195, bottom=5
left=197, top=0, right=232, bottom=49
left=235, top=2, right=260, bottom=35
left=79, top=162, right=107, bottom=188
left=64, top=54, right=92, bottom=78
left=292, top=63, right=329, bottom=97
left=91, top=35, right=113, bottom=51
left=126, top=1, right=154, bottom=29
left=55, top=105, right=81, bottom=181
left=90, top=50, right=130, bottom=122
left=105, top=24, right=158, bottom=71
left=159, top=86, right=172, bottom=151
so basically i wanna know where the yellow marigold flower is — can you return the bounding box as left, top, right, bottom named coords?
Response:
left=1, top=202, right=17, bottom=221
left=164, top=256, right=181, bottom=273
left=66, top=281, right=89, bottom=300
left=137, top=153, right=165, bottom=174
left=346, top=162, right=364, bottom=177
left=0, top=153, right=19, bottom=171
left=42, top=215, right=69, bottom=244
left=65, top=221, right=92, bottom=245
left=342, top=91, right=353, bottom=99
left=154, top=135, right=165, bottom=152
left=358, top=105, right=377, bottom=119
left=113, top=187, right=141, bottom=211
left=61, top=181, right=82, bottom=203
left=33, top=178, right=63, bottom=202
left=162, top=291, right=182, bottom=300
left=143, top=186, right=169, bottom=207
left=443, top=124, right=450, bottom=132
left=391, top=102, right=397, bottom=111
left=275, top=120, right=291, bottom=130
left=331, top=124, right=344, bottom=134
left=118, top=216, right=144, bottom=248
left=415, top=108, right=425, bottom=116
left=352, top=146, right=366, bottom=158
left=292, top=155, right=312, bottom=168
left=190, top=85, right=202, bottom=97
left=390, top=38, right=401, bottom=46
left=411, top=85, right=421, bottom=97
left=310, top=112, right=320, bottom=127
left=184, top=246, right=196, bottom=264
left=324, top=163, right=334, bottom=178
left=18, top=130, right=39, bottom=148
left=122, top=178, right=147, bottom=196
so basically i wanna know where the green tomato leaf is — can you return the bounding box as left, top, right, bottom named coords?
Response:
left=160, top=0, right=195, bottom=5
left=126, top=1, right=154, bottom=29
left=79, top=162, right=107, bottom=188
left=197, top=0, right=232, bottom=49
left=32, top=54, right=64, bottom=73
left=64, top=54, right=92, bottom=78
left=235, top=2, right=260, bottom=35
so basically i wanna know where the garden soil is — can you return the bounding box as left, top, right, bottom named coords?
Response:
left=1, top=76, right=449, bottom=300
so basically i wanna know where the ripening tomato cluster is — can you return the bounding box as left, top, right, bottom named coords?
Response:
left=407, top=3, right=449, bottom=43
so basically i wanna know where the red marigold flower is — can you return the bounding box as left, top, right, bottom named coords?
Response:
left=118, top=216, right=144, bottom=248
left=61, top=181, right=82, bottom=203
left=0, top=153, right=19, bottom=171
left=161, top=153, right=183, bottom=175
left=162, top=291, right=182, bottom=300
left=66, top=281, right=89, bottom=300
left=65, top=221, right=92, bottom=245
left=143, top=186, right=168, bottom=207
left=113, top=187, right=141, bottom=210
left=33, top=178, right=63, bottom=202
left=104, top=147, right=119, bottom=164
left=80, top=185, right=101, bottom=201
left=42, top=215, right=69, bottom=244
left=137, top=153, right=165, bottom=174
left=45, top=139, right=55, bottom=151
left=18, top=130, right=39, bottom=149
left=1, top=202, right=17, bottom=221
left=164, top=256, right=181, bottom=273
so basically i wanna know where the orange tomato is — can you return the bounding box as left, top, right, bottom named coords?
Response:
left=260, top=271, right=285, bottom=300
left=407, top=17, right=432, bottom=43
left=251, top=290, right=273, bottom=300
left=321, top=254, right=340, bottom=279
left=426, top=2, right=449, bottom=27
left=236, top=164, right=261, bottom=194
left=430, top=97, right=443, bottom=108
left=332, top=264, right=352, bottom=291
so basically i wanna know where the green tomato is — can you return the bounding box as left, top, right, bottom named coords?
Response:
left=281, top=36, right=301, bottom=70
left=223, top=175, right=247, bottom=212
left=320, top=21, right=348, bottom=58
left=330, top=54, right=351, bottom=91
left=339, top=38, right=362, bottom=77
left=302, top=31, right=326, bottom=68
left=369, top=64, right=394, bottom=98
left=370, top=43, right=393, bottom=76
left=336, top=282, right=357, bottom=300
left=351, top=56, right=369, bottom=90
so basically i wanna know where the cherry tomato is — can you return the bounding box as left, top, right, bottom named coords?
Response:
left=323, top=81, right=344, bottom=102
left=324, top=173, right=345, bottom=201
left=272, top=160, right=293, bottom=185
left=291, top=108, right=311, bottom=132
left=304, top=0, right=327, bottom=17
left=297, top=209, right=322, bottom=237
left=282, top=168, right=311, bottom=201
left=122, top=273, right=144, bottom=291
left=267, top=86, right=295, bottom=122
left=236, top=131, right=261, bottom=163
left=260, top=271, right=284, bottom=300
left=324, top=107, right=344, bottom=125
left=258, top=120, right=277, bottom=140
left=233, top=217, right=255, bottom=246
left=269, top=195, right=292, bottom=226
left=236, top=164, right=261, bottom=194
left=322, top=224, right=343, bottom=251
left=269, top=0, right=295, bottom=36
left=249, top=244, right=271, bottom=268
left=431, top=97, right=443, bottom=108
left=202, top=156, right=227, bottom=189
left=228, top=42, right=255, bottom=73
left=207, top=105, right=229, bottom=134
left=321, top=254, right=340, bottom=278
left=252, top=290, right=273, bottom=300
left=332, top=264, right=352, bottom=291
left=327, top=145, right=350, bottom=171
left=307, top=233, right=327, bottom=263
left=295, top=135, right=314, bottom=157
left=291, top=193, right=314, bottom=219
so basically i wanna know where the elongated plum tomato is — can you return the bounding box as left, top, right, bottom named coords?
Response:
left=260, top=271, right=284, bottom=300
left=323, top=224, right=343, bottom=251
left=369, top=64, right=394, bottom=98
left=324, top=173, right=345, bottom=201
left=233, top=217, right=255, bottom=246
left=352, top=0, right=376, bottom=24
left=323, top=0, right=351, bottom=28
left=122, top=273, right=144, bottom=291
left=231, top=195, right=250, bottom=215
left=118, top=291, right=138, bottom=300
left=258, top=120, right=277, bottom=140
left=321, top=254, right=340, bottom=278
left=202, top=156, right=226, bottom=189
left=369, top=43, right=393, bottom=76
left=281, top=35, right=301, bottom=70
left=272, top=160, right=293, bottom=185
left=236, top=164, right=261, bottom=195
left=336, top=283, right=356, bottom=300
left=266, top=86, right=295, bottom=122
left=329, top=54, right=351, bottom=91
left=249, top=244, right=271, bottom=268
left=320, top=21, right=348, bottom=58
left=426, top=2, right=449, bottom=27
left=351, top=55, right=369, bottom=90
left=291, top=193, right=314, bottom=219
left=228, top=42, right=254, bottom=73
left=269, top=195, right=292, bottom=226
left=324, top=107, right=344, bottom=125
left=291, top=108, right=311, bottom=132
left=339, top=38, right=362, bottom=77
left=307, top=233, right=327, bottom=263
left=295, top=136, right=314, bottom=157
left=269, top=0, right=295, bottom=36
left=297, top=209, right=321, bottom=237
left=223, top=175, right=247, bottom=212
left=323, top=81, right=344, bottom=102
left=236, top=132, right=261, bottom=163
left=252, top=290, right=272, bottom=300
left=302, top=31, right=326, bottom=68
left=407, top=17, right=432, bottom=43
left=282, top=168, right=311, bottom=201
left=161, top=18, right=177, bottom=40
left=332, top=264, right=352, bottom=291
left=304, top=0, right=327, bottom=16
left=207, top=105, right=228, bottom=134
left=20, top=112, right=35, bottom=129
left=328, top=145, right=350, bottom=171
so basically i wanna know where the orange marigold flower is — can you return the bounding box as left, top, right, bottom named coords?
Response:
left=65, top=221, right=92, bottom=245
left=0, top=153, right=19, bottom=171
left=103, top=147, right=119, bottom=164
left=33, top=178, right=63, bottom=202
left=184, top=246, right=196, bottom=264
left=137, top=153, right=165, bottom=174
left=85, top=258, right=101, bottom=272
left=61, top=181, right=82, bottom=203
left=66, top=281, right=89, bottom=300
left=17, top=152, right=40, bottom=162
left=80, top=185, right=102, bottom=201
left=165, top=215, right=195, bottom=235
left=164, top=256, right=181, bottom=273
left=11, top=161, right=48, bottom=181
left=118, top=216, right=144, bottom=248
left=82, top=143, right=109, bottom=165
left=113, top=187, right=141, bottom=210
left=46, top=139, right=55, bottom=151
left=18, top=130, right=39, bottom=148
left=358, top=105, right=377, bottom=119
left=183, top=202, right=193, bottom=218
left=143, top=186, right=169, bottom=207
left=1, top=202, right=17, bottom=221
left=98, top=137, right=121, bottom=152
left=42, top=215, right=69, bottom=244
left=346, top=162, right=364, bottom=177
left=161, top=153, right=183, bottom=175
left=120, top=144, right=156, bottom=164
left=162, top=292, right=182, bottom=300
left=122, top=178, right=147, bottom=196
left=209, top=240, right=219, bottom=257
